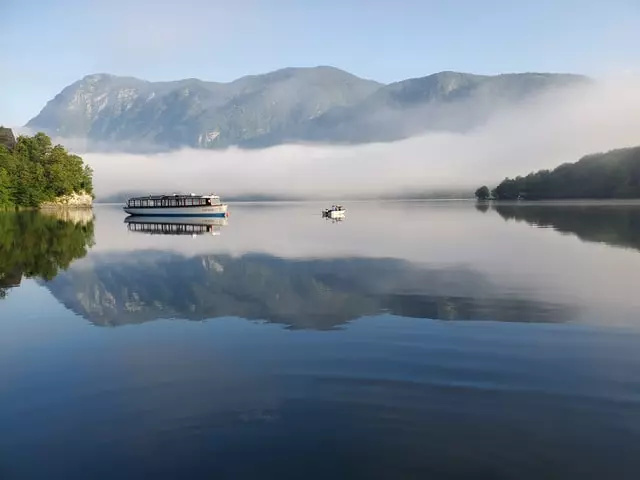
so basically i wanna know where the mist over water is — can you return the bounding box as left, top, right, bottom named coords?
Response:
left=72, top=76, right=640, bottom=200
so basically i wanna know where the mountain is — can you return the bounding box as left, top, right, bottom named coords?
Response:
left=250, top=71, right=588, bottom=146
left=27, top=67, right=381, bottom=150
left=26, top=67, right=588, bottom=151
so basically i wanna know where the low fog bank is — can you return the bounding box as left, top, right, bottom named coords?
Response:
left=59, top=76, right=640, bottom=199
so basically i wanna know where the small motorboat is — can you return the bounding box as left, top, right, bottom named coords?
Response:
left=322, top=205, right=346, bottom=219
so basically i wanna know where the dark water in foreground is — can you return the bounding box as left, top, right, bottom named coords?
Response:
left=2, top=201, right=640, bottom=479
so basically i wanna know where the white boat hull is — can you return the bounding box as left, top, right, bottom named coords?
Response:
left=123, top=204, right=228, bottom=217
left=325, top=210, right=346, bottom=218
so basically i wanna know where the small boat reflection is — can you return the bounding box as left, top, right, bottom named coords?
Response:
left=124, top=216, right=228, bottom=236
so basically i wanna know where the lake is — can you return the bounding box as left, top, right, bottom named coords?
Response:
left=2, top=200, right=640, bottom=479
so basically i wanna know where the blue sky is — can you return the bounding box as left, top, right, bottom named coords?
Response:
left=3, top=0, right=639, bottom=126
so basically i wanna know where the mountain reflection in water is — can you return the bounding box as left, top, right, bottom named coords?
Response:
left=44, top=252, right=575, bottom=328
left=3, top=201, right=640, bottom=329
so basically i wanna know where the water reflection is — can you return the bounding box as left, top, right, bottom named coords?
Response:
left=0, top=210, right=95, bottom=299
left=124, top=216, right=228, bottom=236
left=492, top=202, right=640, bottom=252
left=3, top=203, right=640, bottom=480
left=3, top=202, right=640, bottom=327
left=44, top=251, right=575, bottom=328
left=474, top=201, right=490, bottom=213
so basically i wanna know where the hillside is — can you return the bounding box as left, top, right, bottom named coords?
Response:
left=485, top=145, right=640, bottom=200
left=26, top=67, right=588, bottom=151
left=250, top=71, right=587, bottom=146
left=27, top=67, right=381, bottom=150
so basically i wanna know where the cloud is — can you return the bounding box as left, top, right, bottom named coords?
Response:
left=61, top=75, right=640, bottom=200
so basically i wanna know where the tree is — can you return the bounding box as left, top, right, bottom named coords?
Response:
left=0, top=130, right=93, bottom=208
left=0, top=167, right=11, bottom=208
left=484, top=145, right=640, bottom=201
left=475, top=185, right=490, bottom=200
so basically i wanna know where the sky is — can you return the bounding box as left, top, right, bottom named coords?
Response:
left=2, top=0, right=640, bottom=126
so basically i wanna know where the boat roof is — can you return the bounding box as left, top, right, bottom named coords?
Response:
left=127, top=193, right=220, bottom=201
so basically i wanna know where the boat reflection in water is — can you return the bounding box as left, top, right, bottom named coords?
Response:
left=124, top=215, right=228, bottom=236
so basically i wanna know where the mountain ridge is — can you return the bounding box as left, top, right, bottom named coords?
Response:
left=26, top=67, right=590, bottom=151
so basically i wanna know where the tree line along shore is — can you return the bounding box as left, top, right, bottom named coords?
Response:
left=476, top=145, right=640, bottom=201
left=0, top=127, right=93, bottom=209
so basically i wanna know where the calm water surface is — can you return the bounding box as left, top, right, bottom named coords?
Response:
left=2, top=201, right=640, bottom=479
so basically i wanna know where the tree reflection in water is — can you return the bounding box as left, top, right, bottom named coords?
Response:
left=0, top=209, right=95, bottom=299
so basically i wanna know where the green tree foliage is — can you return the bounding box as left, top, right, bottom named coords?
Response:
left=0, top=211, right=95, bottom=298
left=0, top=131, right=93, bottom=209
left=475, top=185, right=490, bottom=200
left=487, top=146, right=640, bottom=200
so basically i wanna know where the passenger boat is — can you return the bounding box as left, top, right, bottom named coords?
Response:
left=322, top=205, right=346, bottom=219
left=123, top=193, right=228, bottom=217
